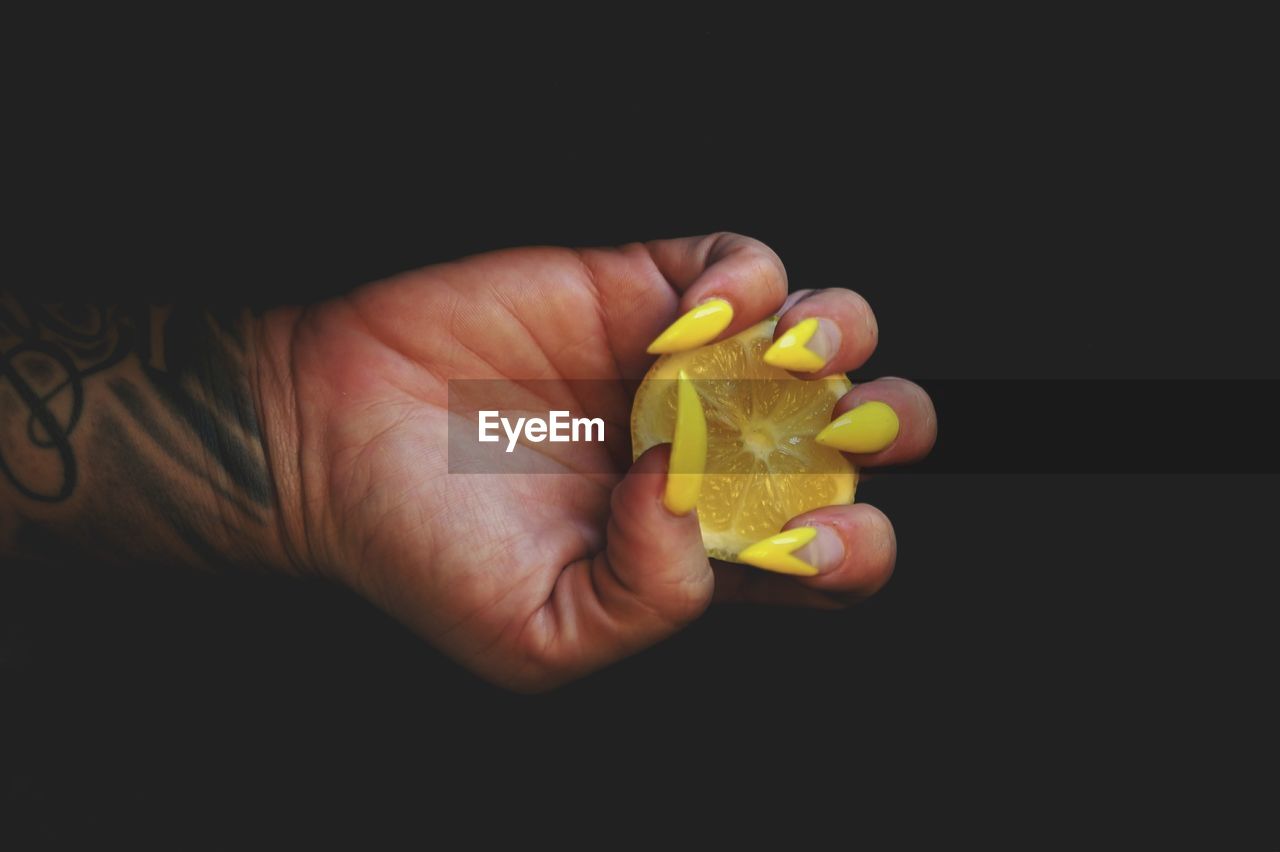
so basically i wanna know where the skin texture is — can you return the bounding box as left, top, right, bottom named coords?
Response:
left=0, top=233, right=936, bottom=692
left=252, top=234, right=936, bottom=690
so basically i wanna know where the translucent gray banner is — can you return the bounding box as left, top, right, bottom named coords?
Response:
left=447, top=378, right=852, bottom=475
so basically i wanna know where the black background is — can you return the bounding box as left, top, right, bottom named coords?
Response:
left=4, top=21, right=1277, bottom=844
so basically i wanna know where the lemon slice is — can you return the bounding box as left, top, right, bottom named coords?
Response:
left=631, top=319, right=855, bottom=561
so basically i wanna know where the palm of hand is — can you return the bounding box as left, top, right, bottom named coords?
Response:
left=284, top=245, right=684, bottom=686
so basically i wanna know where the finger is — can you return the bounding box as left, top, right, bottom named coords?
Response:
left=643, top=232, right=789, bottom=353
left=764, top=287, right=879, bottom=378
left=527, top=444, right=714, bottom=689
left=818, top=377, right=937, bottom=467
left=728, top=503, right=897, bottom=606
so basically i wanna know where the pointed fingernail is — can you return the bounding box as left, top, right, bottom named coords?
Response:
left=815, top=400, right=900, bottom=454
left=737, top=524, right=844, bottom=576
left=763, top=317, right=841, bottom=373
left=647, top=298, right=734, bottom=354
left=664, top=369, right=707, bottom=515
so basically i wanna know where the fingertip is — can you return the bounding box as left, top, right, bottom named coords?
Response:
left=763, top=316, right=842, bottom=374
left=816, top=400, right=901, bottom=454
left=783, top=503, right=897, bottom=599
left=649, top=233, right=789, bottom=342
left=620, top=442, right=673, bottom=502
left=772, top=288, right=879, bottom=377
left=645, top=298, right=735, bottom=354
left=614, top=444, right=702, bottom=534
left=830, top=378, right=937, bottom=466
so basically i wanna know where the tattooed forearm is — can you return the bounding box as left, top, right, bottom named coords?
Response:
left=0, top=296, right=288, bottom=570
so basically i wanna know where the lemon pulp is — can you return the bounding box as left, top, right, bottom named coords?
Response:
left=631, top=319, right=855, bottom=561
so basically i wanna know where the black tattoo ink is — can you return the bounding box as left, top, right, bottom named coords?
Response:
left=95, top=414, right=225, bottom=566
left=106, top=378, right=266, bottom=524
left=0, top=297, right=273, bottom=531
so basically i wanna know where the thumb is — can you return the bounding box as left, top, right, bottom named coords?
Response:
left=523, top=373, right=711, bottom=689
left=530, top=445, right=713, bottom=690
left=602, top=443, right=715, bottom=628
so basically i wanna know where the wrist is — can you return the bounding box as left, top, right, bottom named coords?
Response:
left=245, top=304, right=316, bottom=578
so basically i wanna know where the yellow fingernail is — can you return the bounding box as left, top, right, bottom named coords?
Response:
left=737, top=526, right=819, bottom=576
left=815, top=401, right=900, bottom=454
left=647, top=298, right=734, bottom=354
left=664, top=369, right=706, bottom=515
left=763, top=317, right=831, bottom=372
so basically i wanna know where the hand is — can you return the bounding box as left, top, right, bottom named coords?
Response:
left=253, top=233, right=937, bottom=690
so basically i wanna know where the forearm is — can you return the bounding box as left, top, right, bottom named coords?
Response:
left=0, top=296, right=294, bottom=572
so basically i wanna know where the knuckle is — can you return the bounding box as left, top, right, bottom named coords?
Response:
left=642, top=569, right=714, bottom=629
left=669, top=572, right=716, bottom=624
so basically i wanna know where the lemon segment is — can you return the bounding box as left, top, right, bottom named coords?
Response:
left=631, top=319, right=855, bottom=561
